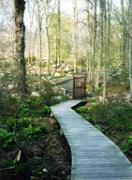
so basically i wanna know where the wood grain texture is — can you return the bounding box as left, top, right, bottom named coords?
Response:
left=51, top=100, right=132, bottom=180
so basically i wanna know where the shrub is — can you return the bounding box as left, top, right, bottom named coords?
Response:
left=122, top=136, right=132, bottom=156
left=18, top=98, right=51, bottom=117
left=0, top=128, right=14, bottom=148
left=23, top=123, right=47, bottom=139
left=7, top=117, right=32, bottom=130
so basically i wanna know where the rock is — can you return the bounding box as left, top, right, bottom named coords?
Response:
left=124, top=93, right=131, bottom=102
left=98, top=95, right=103, bottom=102
left=42, top=168, right=48, bottom=173
left=62, top=171, right=65, bottom=174
left=54, top=72, right=61, bottom=77
left=40, top=88, right=46, bottom=93
left=54, top=96, right=62, bottom=101
left=31, top=92, right=40, bottom=97
left=0, top=73, right=4, bottom=77
left=53, top=86, right=59, bottom=93
left=8, top=84, right=15, bottom=90
left=11, top=93, right=20, bottom=98
left=50, top=113, right=54, bottom=118
left=60, top=88, right=67, bottom=95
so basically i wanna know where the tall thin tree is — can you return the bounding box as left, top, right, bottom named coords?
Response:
left=128, top=0, right=132, bottom=97
left=36, top=0, right=42, bottom=77
left=44, top=0, right=51, bottom=75
left=56, top=0, right=61, bottom=70
left=14, top=0, right=26, bottom=97
left=73, top=0, right=78, bottom=73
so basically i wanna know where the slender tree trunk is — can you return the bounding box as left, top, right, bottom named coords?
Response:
left=44, top=0, right=51, bottom=75
left=100, top=0, right=104, bottom=85
left=14, top=0, right=26, bottom=97
left=107, top=0, right=112, bottom=58
left=56, top=0, right=61, bottom=69
left=128, top=0, right=132, bottom=97
left=86, top=0, right=91, bottom=80
left=27, top=0, right=36, bottom=65
left=99, top=0, right=107, bottom=103
left=73, top=0, right=78, bottom=73
left=93, top=0, right=99, bottom=88
left=102, top=0, right=107, bottom=103
left=36, top=0, right=42, bottom=77
left=121, top=0, right=126, bottom=68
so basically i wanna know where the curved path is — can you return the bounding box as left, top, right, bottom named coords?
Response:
left=51, top=100, right=132, bottom=180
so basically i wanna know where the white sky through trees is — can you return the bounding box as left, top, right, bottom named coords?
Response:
left=24, top=0, right=121, bottom=31
left=0, top=0, right=121, bottom=33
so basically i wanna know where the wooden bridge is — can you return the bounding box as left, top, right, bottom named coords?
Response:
left=51, top=100, right=132, bottom=180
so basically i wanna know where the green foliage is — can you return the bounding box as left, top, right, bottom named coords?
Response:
left=7, top=117, right=32, bottom=130
left=0, top=128, right=14, bottom=148
left=18, top=97, right=51, bottom=117
left=0, top=78, right=70, bottom=179
left=23, top=123, right=47, bottom=138
left=76, top=106, right=89, bottom=113
left=94, top=124, right=102, bottom=131
left=77, top=100, right=132, bottom=131
left=122, top=136, right=132, bottom=156
left=0, top=159, right=15, bottom=169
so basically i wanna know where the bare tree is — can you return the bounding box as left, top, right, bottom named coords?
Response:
left=27, top=0, right=36, bottom=64
left=73, top=0, right=78, bottom=73
left=121, top=0, right=127, bottom=68
left=55, top=0, right=61, bottom=70
left=86, top=0, right=91, bottom=80
left=128, top=0, right=132, bottom=97
left=44, top=0, right=51, bottom=75
left=36, top=0, right=43, bottom=77
left=14, top=0, right=26, bottom=96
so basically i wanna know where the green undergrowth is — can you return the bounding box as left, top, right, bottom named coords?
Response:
left=0, top=93, right=70, bottom=179
left=76, top=98, right=132, bottom=161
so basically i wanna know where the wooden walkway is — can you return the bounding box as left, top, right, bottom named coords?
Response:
left=51, top=100, right=132, bottom=180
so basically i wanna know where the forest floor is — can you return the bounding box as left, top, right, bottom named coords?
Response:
left=0, top=117, right=71, bottom=180
left=0, top=80, right=71, bottom=180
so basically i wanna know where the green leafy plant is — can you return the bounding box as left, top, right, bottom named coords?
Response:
left=122, top=136, right=132, bottom=156
left=23, top=124, right=47, bottom=138
left=0, top=128, right=14, bottom=148
left=7, top=117, right=32, bottom=130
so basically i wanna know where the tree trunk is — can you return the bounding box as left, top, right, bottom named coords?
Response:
left=44, top=0, right=51, bottom=75
left=121, top=0, right=127, bottom=68
left=14, top=0, right=26, bottom=97
left=103, top=0, right=107, bottom=103
left=86, top=0, right=91, bottom=80
left=73, top=0, right=78, bottom=73
left=36, top=0, right=42, bottom=77
left=93, top=0, right=99, bottom=88
left=99, top=0, right=107, bottom=103
left=27, top=0, right=36, bottom=65
left=128, top=0, right=132, bottom=97
left=56, top=0, right=61, bottom=70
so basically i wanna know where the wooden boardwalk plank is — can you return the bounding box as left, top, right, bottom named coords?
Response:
left=51, top=100, right=132, bottom=180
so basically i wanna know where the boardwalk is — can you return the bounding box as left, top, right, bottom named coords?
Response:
left=51, top=100, right=132, bottom=180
